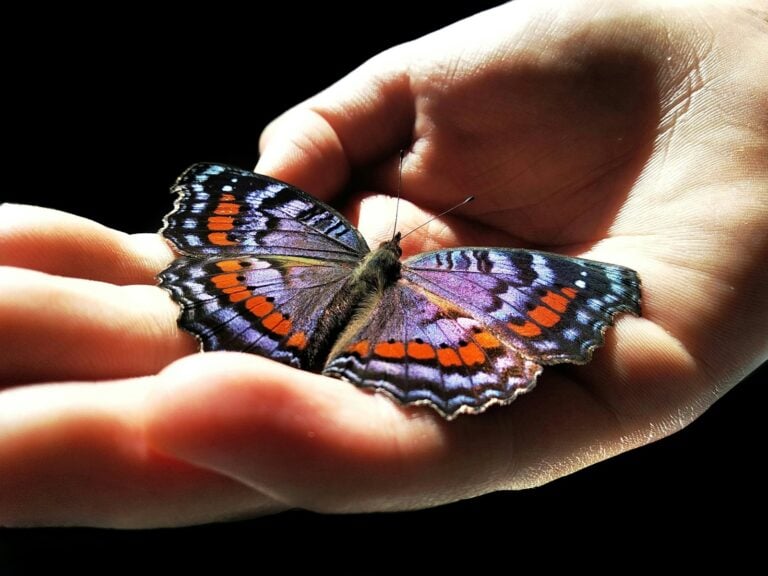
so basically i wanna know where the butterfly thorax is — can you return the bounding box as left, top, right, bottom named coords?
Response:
left=352, top=233, right=403, bottom=292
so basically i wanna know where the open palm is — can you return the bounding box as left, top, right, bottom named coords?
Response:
left=1, top=0, right=766, bottom=527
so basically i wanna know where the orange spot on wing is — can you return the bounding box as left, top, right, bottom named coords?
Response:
left=229, top=290, right=251, bottom=303
left=347, top=340, right=370, bottom=357
left=474, top=331, right=500, bottom=349
left=262, top=312, right=291, bottom=336
left=436, top=347, right=462, bottom=367
left=407, top=341, right=436, bottom=360
left=374, top=341, right=406, bottom=359
left=528, top=305, right=561, bottom=327
left=458, top=343, right=485, bottom=366
left=208, top=215, right=234, bottom=231
left=286, top=332, right=308, bottom=350
left=223, top=286, right=247, bottom=294
left=216, top=260, right=242, bottom=272
left=561, top=287, right=578, bottom=299
left=508, top=321, right=542, bottom=337
left=212, top=273, right=241, bottom=288
left=246, top=295, right=274, bottom=317
left=541, top=291, right=569, bottom=313
left=214, top=202, right=240, bottom=215
left=221, top=193, right=235, bottom=201
left=208, top=232, right=237, bottom=246
left=262, top=313, right=282, bottom=329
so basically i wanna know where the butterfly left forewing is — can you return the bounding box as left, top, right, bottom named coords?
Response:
left=401, top=248, right=641, bottom=364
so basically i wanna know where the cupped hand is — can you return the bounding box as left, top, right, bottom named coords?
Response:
left=1, top=0, right=766, bottom=527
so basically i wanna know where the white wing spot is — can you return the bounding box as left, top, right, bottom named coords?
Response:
left=576, top=310, right=591, bottom=324
left=531, top=253, right=556, bottom=283
left=563, top=327, right=580, bottom=341
left=587, top=299, right=603, bottom=311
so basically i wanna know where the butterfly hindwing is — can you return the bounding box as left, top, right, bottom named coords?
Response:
left=323, top=281, right=544, bottom=419
left=159, top=254, right=357, bottom=370
left=162, top=163, right=369, bottom=260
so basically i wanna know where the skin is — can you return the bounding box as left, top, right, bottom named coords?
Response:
left=0, top=0, right=766, bottom=527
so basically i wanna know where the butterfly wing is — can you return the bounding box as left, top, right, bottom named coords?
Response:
left=402, top=248, right=641, bottom=363
left=322, top=281, right=543, bottom=419
left=160, top=254, right=358, bottom=370
left=161, top=163, right=369, bottom=260
left=160, top=163, right=368, bottom=369
left=323, top=248, right=640, bottom=418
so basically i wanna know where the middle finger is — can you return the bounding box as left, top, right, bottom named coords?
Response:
left=0, top=266, right=195, bottom=385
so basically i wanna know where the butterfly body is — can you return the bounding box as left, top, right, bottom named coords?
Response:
left=160, top=163, right=641, bottom=419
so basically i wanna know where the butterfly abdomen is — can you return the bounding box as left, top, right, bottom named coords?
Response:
left=303, top=239, right=404, bottom=370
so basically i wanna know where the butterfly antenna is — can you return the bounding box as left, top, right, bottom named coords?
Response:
left=391, top=150, right=405, bottom=241
left=400, top=195, right=475, bottom=240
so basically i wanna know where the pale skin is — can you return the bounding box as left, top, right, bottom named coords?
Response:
left=1, top=0, right=766, bottom=527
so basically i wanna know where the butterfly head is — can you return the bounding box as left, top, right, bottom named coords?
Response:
left=378, top=231, right=403, bottom=258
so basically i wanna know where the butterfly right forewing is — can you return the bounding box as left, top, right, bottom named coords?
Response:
left=162, top=163, right=369, bottom=260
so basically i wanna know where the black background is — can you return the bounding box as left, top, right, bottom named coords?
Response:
left=1, top=2, right=763, bottom=569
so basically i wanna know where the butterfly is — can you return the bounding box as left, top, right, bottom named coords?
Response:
left=159, top=163, right=641, bottom=419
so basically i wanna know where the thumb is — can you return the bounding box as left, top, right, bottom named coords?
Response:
left=256, top=49, right=415, bottom=199
left=143, top=352, right=450, bottom=512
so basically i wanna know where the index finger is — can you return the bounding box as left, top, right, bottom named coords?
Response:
left=0, top=203, right=172, bottom=285
left=256, top=49, right=414, bottom=199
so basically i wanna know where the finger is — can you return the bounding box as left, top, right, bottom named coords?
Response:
left=0, top=376, right=281, bottom=528
left=0, top=267, right=195, bottom=384
left=355, top=194, right=523, bottom=257
left=0, top=203, right=173, bottom=285
left=256, top=49, right=414, bottom=198
left=144, top=352, right=633, bottom=513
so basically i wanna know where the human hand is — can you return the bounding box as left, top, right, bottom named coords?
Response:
left=2, top=0, right=766, bottom=527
